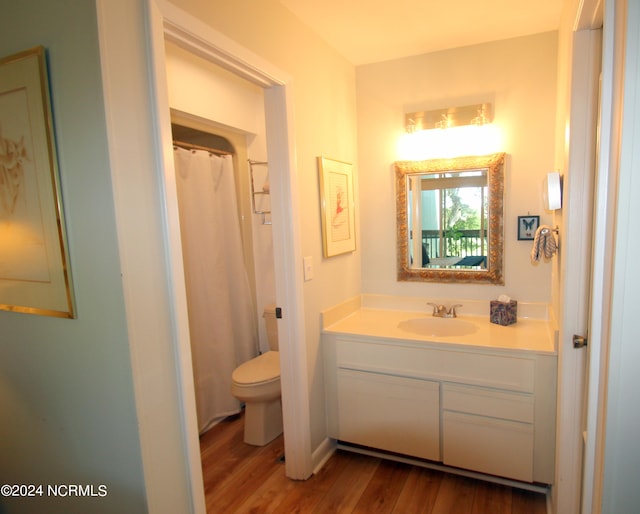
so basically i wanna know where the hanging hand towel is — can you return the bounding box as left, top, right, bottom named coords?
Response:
left=531, top=225, right=557, bottom=262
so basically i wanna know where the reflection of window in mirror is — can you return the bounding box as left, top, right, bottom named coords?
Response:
left=408, top=170, right=487, bottom=268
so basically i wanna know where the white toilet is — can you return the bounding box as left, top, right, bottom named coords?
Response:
left=231, top=305, right=282, bottom=446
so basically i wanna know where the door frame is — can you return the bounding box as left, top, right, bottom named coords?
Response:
left=146, top=0, right=312, bottom=507
left=582, top=0, right=633, bottom=511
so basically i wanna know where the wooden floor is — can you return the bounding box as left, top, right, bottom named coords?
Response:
left=200, top=413, right=548, bottom=514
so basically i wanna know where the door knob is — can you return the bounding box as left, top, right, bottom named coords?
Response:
left=573, top=334, right=588, bottom=348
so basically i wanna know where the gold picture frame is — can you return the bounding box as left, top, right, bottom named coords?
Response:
left=318, top=156, right=356, bottom=257
left=0, top=46, right=75, bottom=318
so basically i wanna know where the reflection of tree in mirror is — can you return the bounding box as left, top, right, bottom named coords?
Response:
left=443, top=187, right=485, bottom=256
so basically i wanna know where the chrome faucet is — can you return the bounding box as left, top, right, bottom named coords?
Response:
left=427, top=303, right=447, bottom=317
left=427, top=303, right=463, bottom=318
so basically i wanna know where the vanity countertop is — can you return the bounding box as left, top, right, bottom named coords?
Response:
left=323, top=308, right=557, bottom=355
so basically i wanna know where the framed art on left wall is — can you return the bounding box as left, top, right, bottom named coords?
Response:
left=318, top=156, right=356, bottom=258
left=0, top=46, right=75, bottom=318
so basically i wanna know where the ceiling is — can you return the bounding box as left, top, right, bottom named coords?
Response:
left=280, top=0, right=565, bottom=66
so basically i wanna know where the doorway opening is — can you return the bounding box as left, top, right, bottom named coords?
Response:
left=153, top=7, right=313, bottom=506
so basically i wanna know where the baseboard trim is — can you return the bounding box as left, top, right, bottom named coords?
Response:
left=311, top=437, right=336, bottom=475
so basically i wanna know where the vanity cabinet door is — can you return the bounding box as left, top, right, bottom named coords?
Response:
left=335, top=368, right=440, bottom=461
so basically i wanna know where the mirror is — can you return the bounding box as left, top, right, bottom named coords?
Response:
left=395, top=153, right=505, bottom=284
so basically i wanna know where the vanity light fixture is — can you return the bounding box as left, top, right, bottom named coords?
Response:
left=405, top=103, right=493, bottom=133
left=470, top=105, right=491, bottom=126
left=398, top=103, right=501, bottom=160
left=434, top=114, right=453, bottom=129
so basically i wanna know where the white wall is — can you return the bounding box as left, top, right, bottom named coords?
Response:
left=0, top=2, right=149, bottom=513
left=357, top=32, right=558, bottom=305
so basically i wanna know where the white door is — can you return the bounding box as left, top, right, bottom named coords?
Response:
left=555, top=23, right=603, bottom=514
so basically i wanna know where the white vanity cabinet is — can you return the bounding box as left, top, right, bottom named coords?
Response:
left=323, top=334, right=557, bottom=484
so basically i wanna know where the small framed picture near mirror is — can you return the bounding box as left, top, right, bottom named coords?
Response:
left=518, top=215, right=540, bottom=241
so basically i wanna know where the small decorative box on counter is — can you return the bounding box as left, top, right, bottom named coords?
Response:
left=490, top=300, right=517, bottom=326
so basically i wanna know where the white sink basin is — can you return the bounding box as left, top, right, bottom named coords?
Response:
left=397, top=317, right=478, bottom=337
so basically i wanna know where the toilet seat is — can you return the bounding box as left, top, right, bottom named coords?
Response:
left=232, top=351, right=280, bottom=386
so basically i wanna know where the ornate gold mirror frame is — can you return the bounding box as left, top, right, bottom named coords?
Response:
left=395, top=152, right=505, bottom=284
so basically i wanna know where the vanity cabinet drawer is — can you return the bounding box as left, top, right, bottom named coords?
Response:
left=334, top=368, right=440, bottom=461
left=442, top=383, right=534, bottom=423
left=336, top=338, right=535, bottom=393
left=443, top=411, right=534, bottom=482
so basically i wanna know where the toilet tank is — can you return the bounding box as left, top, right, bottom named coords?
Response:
left=263, top=304, right=279, bottom=351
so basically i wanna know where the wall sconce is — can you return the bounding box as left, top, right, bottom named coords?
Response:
left=405, top=103, right=493, bottom=133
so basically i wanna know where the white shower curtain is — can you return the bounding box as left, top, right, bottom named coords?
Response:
left=173, top=147, right=258, bottom=434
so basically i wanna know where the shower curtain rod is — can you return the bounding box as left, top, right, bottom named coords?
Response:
left=173, top=139, right=233, bottom=156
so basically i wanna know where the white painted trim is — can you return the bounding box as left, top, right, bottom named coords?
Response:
left=312, top=437, right=336, bottom=474
left=574, top=0, right=605, bottom=30
left=263, top=84, right=314, bottom=479
left=150, top=0, right=312, bottom=493
left=586, top=1, right=630, bottom=511
left=580, top=29, right=610, bottom=514
left=159, top=0, right=282, bottom=88
left=97, top=0, right=201, bottom=511
left=144, top=2, right=206, bottom=512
